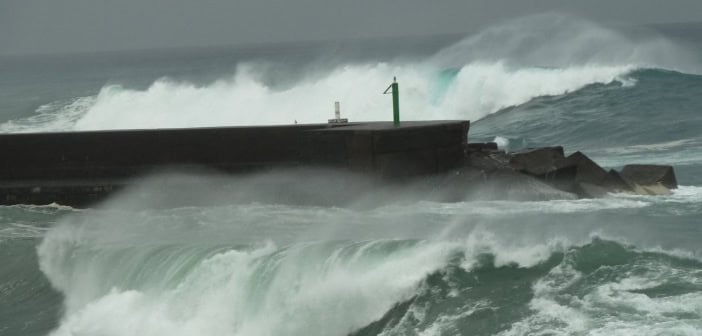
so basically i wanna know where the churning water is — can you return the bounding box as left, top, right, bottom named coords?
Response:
left=1, top=14, right=702, bottom=336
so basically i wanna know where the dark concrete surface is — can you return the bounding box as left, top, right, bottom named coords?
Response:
left=0, top=121, right=470, bottom=206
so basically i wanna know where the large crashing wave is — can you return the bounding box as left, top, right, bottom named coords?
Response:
left=35, top=185, right=702, bottom=336
left=1, top=14, right=697, bottom=132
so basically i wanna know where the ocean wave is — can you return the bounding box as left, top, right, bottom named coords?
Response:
left=37, top=198, right=572, bottom=336
left=34, top=187, right=702, bottom=336
left=430, top=14, right=699, bottom=72
left=354, top=238, right=702, bottom=336
left=0, top=96, right=95, bottom=133
left=3, top=14, right=696, bottom=133
left=51, top=62, right=632, bottom=131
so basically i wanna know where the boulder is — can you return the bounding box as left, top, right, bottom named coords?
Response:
left=466, top=142, right=498, bottom=152
left=565, top=151, right=607, bottom=185
left=620, top=164, right=678, bottom=191
left=566, top=152, right=630, bottom=191
left=508, top=149, right=632, bottom=197
left=541, top=164, right=578, bottom=192
left=509, top=146, right=566, bottom=176
left=529, top=152, right=632, bottom=197
left=464, top=145, right=679, bottom=199
left=466, top=149, right=511, bottom=172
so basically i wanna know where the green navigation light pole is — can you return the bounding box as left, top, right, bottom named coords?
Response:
left=384, top=77, right=400, bottom=127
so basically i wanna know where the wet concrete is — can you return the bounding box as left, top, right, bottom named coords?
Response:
left=0, top=121, right=470, bottom=206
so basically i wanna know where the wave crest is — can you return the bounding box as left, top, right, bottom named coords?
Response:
left=4, top=14, right=696, bottom=133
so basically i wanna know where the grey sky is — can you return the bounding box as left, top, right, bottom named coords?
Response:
left=1, top=0, right=701, bottom=56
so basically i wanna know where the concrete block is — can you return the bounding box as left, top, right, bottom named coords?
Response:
left=509, top=146, right=566, bottom=176
left=466, top=142, right=498, bottom=152
left=621, top=164, right=678, bottom=190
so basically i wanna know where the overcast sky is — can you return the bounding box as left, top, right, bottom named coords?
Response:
left=1, top=0, right=701, bottom=56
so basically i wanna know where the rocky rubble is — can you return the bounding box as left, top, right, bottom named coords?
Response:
left=460, top=142, right=678, bottom=199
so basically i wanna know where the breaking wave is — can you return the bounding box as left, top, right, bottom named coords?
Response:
left=1, top=14, right=697, bottom=132
left=34, top=188, right=702, bottom=335
left=1, top=13, right=701, bottom=335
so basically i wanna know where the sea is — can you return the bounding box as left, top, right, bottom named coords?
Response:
left=1, top=14, right=702, bottom=336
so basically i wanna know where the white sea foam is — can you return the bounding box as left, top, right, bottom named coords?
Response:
left=36, top=198, right=584, bottom=336
left=23, top=14, right=702, bottom=335
left=37, top=210, right=443, bottom=336
left=493, top=136, right=510, bottom=149
left=4, top=14, right=693, bottom=133
left=501, top=242, right=702, bottom=336
left=0, top=96, right=95, bottom=133
left=612, top=185, right=702, bottom=205
left=378, top=197, right=651, bottom=218
left=53, top=62, right=630, bottom=131
left=35, top=191, right=702, bottom=336
left=666, top=185, right=702, bottom=202
left=0, top=222, right=50, bottom=240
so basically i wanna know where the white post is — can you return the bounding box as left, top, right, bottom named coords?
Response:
left=328, top=101, right=348, bottom=124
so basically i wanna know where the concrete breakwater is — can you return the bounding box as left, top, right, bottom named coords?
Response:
left=0, top=121, right=468, bottom=206
left=0, top=120, right=676, bottom=207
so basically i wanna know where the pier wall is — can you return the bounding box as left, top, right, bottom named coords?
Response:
left=0, top=121, right=469, bottom=206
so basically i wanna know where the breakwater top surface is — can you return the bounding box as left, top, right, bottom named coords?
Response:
left=0, top=117, right=675, bottom=207
left=1, top=15, right=702, bottom=336
left=0, top=121, right=469, bottom=206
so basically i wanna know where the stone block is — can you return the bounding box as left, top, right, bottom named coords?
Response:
left=509, top=146, right=566, bottom=176
left=566, top=151, right=630, bottom=191
left=620, top=164, right=678, bottom=190
left=466, top=142, right=498, bottom=152
left=565, top=151, right=608, bottom=185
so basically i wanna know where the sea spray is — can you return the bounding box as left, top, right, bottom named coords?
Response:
left=0, top=13, right=700, bottom=336
left=2, top=14, right=696, bottom=133
left=31, top=171, right=702, bottom=335
left=64, top=63, right=635, bottom=131
left=430, top=14, right=699, bottom=71
left=37, top=210, right=571, bottom=336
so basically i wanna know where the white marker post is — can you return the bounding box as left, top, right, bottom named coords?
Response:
left=328, top=101, right=348, bottom=124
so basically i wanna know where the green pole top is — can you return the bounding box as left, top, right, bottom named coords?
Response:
left=384, top=77, right=400, bottom=127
